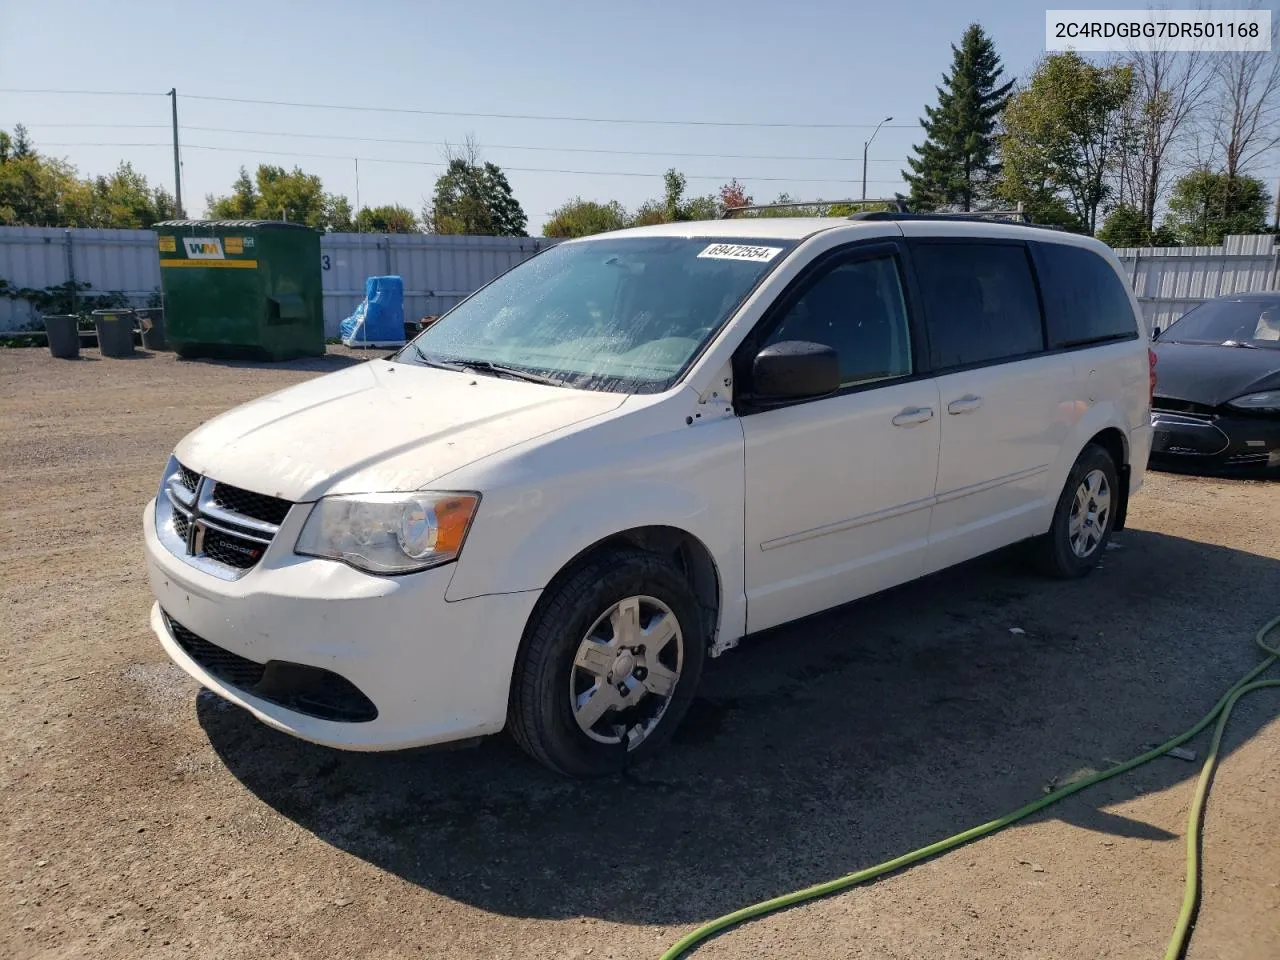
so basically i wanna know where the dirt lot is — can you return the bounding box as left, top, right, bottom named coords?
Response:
left=2, top=345, right=1278, bottom=960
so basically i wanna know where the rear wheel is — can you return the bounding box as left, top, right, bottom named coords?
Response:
left=1034, top=444, right=1118, bottom=578
left=508, top=548, right=705, bottom=777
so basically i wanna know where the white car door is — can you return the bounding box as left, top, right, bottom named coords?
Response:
left=905, top=237, right=1077, bottom=572
left=741, top=242, right=941, bottom=633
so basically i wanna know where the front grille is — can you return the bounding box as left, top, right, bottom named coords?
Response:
left=1152, top=398, right=1217, bottom=418
left=161, top=462, right=293, bottom=579
left=177, top=464, right=200, bottom=493
left=163, top=612, right=378, bottom=723
left=203, top=529, right=265, bottom=568
left=166, top=613, right=266, bottom=689
left=212, top=483, right=291, bottom=526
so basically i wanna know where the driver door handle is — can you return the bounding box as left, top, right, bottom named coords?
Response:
left=891, top=406, right=935, bottom=427
left=947, top=395, right=984, bottom=415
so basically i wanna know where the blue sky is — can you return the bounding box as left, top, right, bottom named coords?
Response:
left=1, top=1, right=1275, bottom=232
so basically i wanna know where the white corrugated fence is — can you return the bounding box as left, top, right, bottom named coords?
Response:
left=0, top=226, right=556, bottom=336
left=1113, top=234, right=1280, bottom=331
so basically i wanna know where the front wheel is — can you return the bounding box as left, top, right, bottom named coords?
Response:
left=1033, top=444, right=1118, bottom=578
left=507, top=548, right=705, bottom=777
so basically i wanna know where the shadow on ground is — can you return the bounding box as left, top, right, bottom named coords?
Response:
left=200, top=529, right=1279, bottom=925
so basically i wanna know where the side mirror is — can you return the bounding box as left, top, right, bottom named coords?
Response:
left=751, top=340, right=840, bottom=401
left=1151, top=326, right=1162, bottom=340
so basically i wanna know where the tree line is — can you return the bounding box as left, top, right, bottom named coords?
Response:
left=904, top=23, right=1278, bottom=245
left=2, top=25, right=1276, bottom=247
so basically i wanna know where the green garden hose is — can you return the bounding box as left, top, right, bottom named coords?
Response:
left=660, top=615, right=1280, bottom=960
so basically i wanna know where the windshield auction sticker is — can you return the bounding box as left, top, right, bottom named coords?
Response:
left=698, top=243, right=784, bottom=262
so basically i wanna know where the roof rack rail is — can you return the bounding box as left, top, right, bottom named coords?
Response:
left=846, top=204, right=1066, bottom=231
left=721, top=196, right=909, bottom=219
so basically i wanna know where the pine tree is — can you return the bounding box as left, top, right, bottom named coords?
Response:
left=903, top=24, right=1013, bottom=212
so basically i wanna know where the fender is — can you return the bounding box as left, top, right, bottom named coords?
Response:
left=444, top=414, right=749, bottom=653
left=1035, top=398, right=1133, bottom=533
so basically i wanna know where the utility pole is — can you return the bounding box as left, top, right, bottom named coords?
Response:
left=862, top=116, right=893, bottom=201
left=169, top=88, right=183, bottom=218
left=1274, top=178, right=1279, bottom=231
left=355, top=157, right=361, bottom=214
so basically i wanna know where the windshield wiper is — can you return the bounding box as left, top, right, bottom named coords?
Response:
left=405, top=348, right=568, bottom=386
left=459, top=359, right=567, bottom=387
left=406, top=346, right=473, bottom=373
left=1221, top=339, right=1259, bottom=349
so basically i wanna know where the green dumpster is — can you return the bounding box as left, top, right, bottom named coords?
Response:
left=153, top=220, right=324, bottom=361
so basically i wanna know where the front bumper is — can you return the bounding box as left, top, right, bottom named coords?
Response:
left=143, top=499, right=541, bottom=750
left=1150, top=408, right=1280, bottom=474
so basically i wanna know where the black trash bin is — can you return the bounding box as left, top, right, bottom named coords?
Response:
left=137, top=308, right=167, bottom=351
left=43, top=314, right=81, bottom=359
left=92, top=309, right=136, bottom=357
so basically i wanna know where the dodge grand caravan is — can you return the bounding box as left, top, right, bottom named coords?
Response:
left=143, top=214, right=1153, bottom=777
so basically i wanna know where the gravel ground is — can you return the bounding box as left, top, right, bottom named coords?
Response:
left=2, top=346, right=1278, bottom=960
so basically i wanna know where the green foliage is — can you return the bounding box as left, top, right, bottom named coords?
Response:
left=206, top=164, right=352, bottom=231
left=1165, top=170, right=1270, bottom=245
left=999, top=52, right=1134, bottom=234
left=0, top=277, right=131, bottom=315
left=325, top=195, right=354, bottom=232
left=904, top=23, right=1014, bottom=212
left=0, top=125, right=92, bottom=226
left=542, top=197, right=629, bottom=237
left=85, top=162, right=176, bottom=228
left=354, top=204, right=419, bottom=233
left=625, top=169, right=719, bottom=225
left=1097, top=204, right=1177, bottom=247
left=423, top=159, right=528, bottom=236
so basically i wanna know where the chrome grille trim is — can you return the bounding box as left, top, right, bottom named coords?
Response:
left=155, top=459, right=292, bottom=581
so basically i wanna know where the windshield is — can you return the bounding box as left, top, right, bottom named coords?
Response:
left=394, top=236, right=795, bottom=392
left=1163, top=298, right=1280, bottom=347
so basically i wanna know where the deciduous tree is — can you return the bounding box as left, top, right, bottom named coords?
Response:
left=1165, top=169, right=1270, bottom=245
left=542, top=197, right=629, bottom=237
left=999, top=52, right=1134, bottom=233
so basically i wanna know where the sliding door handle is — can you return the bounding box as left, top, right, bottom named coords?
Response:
left=947, top=395, right=984, bottom=415
left=891, top=406, right=935, bottom=427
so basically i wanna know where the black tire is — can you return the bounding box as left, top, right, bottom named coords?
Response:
left=1033, top=443, right=1119, bottom=579
left=507, top=547, right=706, bottom=778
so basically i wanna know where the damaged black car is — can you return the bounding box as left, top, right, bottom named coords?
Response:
left=1150, top=293, right=1280, bottom=475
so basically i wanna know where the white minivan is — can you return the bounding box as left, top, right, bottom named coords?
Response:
left=143, top=213, right=1153, bottom=776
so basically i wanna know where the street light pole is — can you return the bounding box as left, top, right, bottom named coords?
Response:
left=862, top=115, right=893, bottom=201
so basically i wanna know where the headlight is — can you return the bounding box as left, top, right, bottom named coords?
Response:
left=1227, top=391, right=1280, bottom=412
left=295, top=492, right=479, bottom=575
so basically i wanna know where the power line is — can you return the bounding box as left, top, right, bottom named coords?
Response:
left=183, top=125, right=903, bottom=164
left=7, top=122, right=168, bottom=129
left=181, top=92, right=919, bottom=130
left=0, top=87, right=164, bottom=97
left=36, top=141, right=908, bottom=185
left=0, top=87, right=917, bottom=131
left=12, top=121, right=907, bottom=163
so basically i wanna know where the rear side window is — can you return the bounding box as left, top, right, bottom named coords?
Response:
left=911, top=242, right=1044, bottom=369
left=1033, top=242, right=1138, bottom=348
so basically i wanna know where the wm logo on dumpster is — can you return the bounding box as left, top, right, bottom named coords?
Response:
left=183, top=238, right=226, bottom=260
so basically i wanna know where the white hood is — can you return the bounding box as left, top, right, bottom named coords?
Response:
left=174, top=360, right=627, bottom=501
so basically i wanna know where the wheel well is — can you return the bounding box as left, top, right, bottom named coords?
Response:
left=1087, top=427, right=1130, bottom=530
left=542, top=527, right=722, bottom=648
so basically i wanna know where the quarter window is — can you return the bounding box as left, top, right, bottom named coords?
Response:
left=1033, top=242, right=1139, bottom=348
left=912, top=242, right=1044, bottom=369
left=760, top=254, right=913, bottom=387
